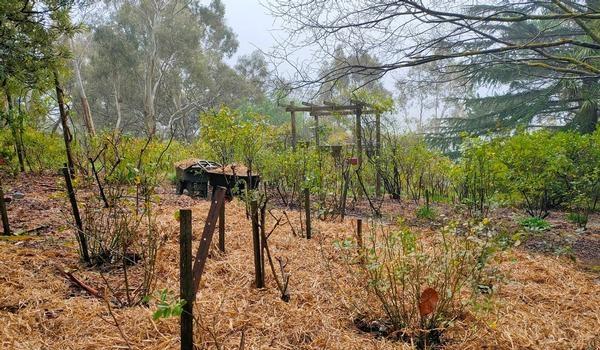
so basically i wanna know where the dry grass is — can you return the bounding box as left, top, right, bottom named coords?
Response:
left=0, top=175, right=599, bottom=349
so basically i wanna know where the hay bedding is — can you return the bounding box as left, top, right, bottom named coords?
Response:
left=0, top=175, right=598, bottom=349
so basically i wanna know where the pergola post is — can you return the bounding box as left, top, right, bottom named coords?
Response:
left=314, top=115, right=320, bottom=147
left=290, top=102, right=297, bottom=150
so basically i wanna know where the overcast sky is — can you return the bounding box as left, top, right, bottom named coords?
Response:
left=219, top=0, right=426, bottom=130
left=221, top=0, right=277, bottom=62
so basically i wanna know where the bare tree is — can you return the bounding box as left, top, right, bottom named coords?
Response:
left=267, top=0, right=600, bottom=132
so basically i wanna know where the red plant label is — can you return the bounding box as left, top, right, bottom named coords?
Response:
left=419, top=287, right=439, bottom=317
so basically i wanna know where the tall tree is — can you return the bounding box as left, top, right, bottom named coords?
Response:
left=83, top=0, right=238, bottom=137
left=268, top=0, right=600, bottom=134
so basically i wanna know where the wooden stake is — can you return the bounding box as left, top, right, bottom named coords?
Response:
left=375, top=113, right=382, bottom=197
left=314, top=115, right=320, bottom=147
left=304, top=188, right=311, bottom=239
left=179, top=209, right=193, bottom=350
left=290, top=102, right=297, bottom=150
left=192, top=187, right=226, bottom=294
left=356, top=219, right=363, bottom=249
left=62, top=166, right=90, bottom=263
left=340, top=168, right=349, bottom=219
left=0, top=177, right=10, bottom=236
left=251, top=199, right=264, bottom=288
left=218, top=202, right=225, bottom=252
left=355, top=106, right=363, bottom=166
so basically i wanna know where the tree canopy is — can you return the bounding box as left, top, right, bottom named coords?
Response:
left=268, top=0, right=600, bottom=136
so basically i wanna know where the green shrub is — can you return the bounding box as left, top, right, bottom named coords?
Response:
left=519, top=216, right=551, bottom=231
left=456, top=137, right=508, bottom=218
left=335, top=221, right=496, bottom=348
left=0, top=127, right=66, bottom=173
left=375, top=134, right=454, bottom=202
left=459, top=130, right=600, bottom=220
left=416, top=205, right=436, bottom=220
left=497, top=131, right=570, bottom=218
left=566, top=212, right=588, bottom=228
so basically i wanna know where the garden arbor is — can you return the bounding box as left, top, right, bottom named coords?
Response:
left=283, top=100, right=382, bottom=196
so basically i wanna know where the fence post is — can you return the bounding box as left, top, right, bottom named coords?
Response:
left=62, top=165, right=90, bottom=263
left=250, top=199, right=264, bottom=288
left=356, top=218, right=363, bottom=249
left=290, top=102, right=297, bottom=150
left=0, top=177, right=10, bottom=236
left=304, top=188, right=311, bottom=239
left=179, top=209, right=194, bottom=350
left=218, top=203, right=225, bottom=252
left=375, top=112, right=382, bottom=197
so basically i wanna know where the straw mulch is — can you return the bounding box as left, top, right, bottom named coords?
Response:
left=0, top=175, right=599, bottom=349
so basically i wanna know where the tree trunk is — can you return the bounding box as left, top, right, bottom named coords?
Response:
left=4, top=87, right=25, bottom=172
left=113, top=77, right=122, bottom=134
left=70, top=38, right=96, bottom=138
left=0, top=177, right=10, bottom=236
left=54, top=70, right=76, bottom=176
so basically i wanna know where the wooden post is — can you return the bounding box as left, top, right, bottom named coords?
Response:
left=192, top=187, right=226, bottom=294
left=62, top=166, right=90, bottom=263
left=218, top=202, right=225, bottom=252
left=356, top=219, right=363, bottom=249
left=290, top=102, right=297, bottom=150
left=375, top=113, right=382, bottom=197
left=355, top=106, right=363, bottom=166
left=356, top=218, right=364, bottom=264
left=304, top=188, right=311, bottom=239
left=250, top=199, right=264, bottom=288
left=340, top=169, right=349, bottom=219
left=0, top=177, right=10, bottom=236
left=314, top=115, right=320, bottom=147
left=179, top=209, right=194, bottom=350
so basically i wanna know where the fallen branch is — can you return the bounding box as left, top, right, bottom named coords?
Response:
left=57, top=266, right=103, bottom=299
left=16, top=225, right=48, bottom=235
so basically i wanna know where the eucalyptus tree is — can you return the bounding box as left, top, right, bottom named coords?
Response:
left=84, top=0, right=238, bottom=137
left=268, top=0, right=600, bottom=136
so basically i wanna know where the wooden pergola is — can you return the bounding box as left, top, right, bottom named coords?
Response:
left=282, top=100, right=382, bottom=196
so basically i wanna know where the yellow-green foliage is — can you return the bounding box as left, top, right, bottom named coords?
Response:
left=459, top=130, right=600, bottom=218
left=0, top=127, right=66, bottom=173
left=200, top=106, right=274, bottom=170
left=378, top=133, right=454, bottom=200
left=88, top=133, right=195, bottom=186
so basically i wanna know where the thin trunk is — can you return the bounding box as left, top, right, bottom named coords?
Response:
left=143, top=13, right=159, bottom=136
left=113, top=77, right=122, bottom=133
left=0, top=177, right=10, bottom=236
left=54, top=70, right=76, bottom=176
left=4, top=87, right=25, bottom=172
left=70, top=38, right=96, bottom=137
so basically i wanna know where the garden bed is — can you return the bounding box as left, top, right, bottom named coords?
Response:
left=0, top=174, right=599, bottom=349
